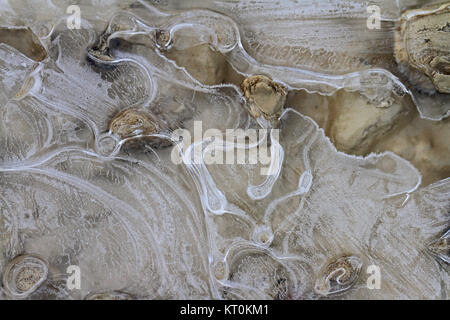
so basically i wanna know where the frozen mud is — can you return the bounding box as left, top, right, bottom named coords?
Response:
left=0, top=0, right=448, bottom=299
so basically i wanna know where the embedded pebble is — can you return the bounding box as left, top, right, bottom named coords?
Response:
left=0, top=27, right=47, bottom=61
left=2, top=254, right=49, bottom=299
left=164, top=44, right=228, bottom=85
left=314, top=255, right=362, bottom=296
left=395, top=3, right=450, bottom=94
left=241, top=75, right=287, bottom=121
left=110, top=108, right=158, bottom=140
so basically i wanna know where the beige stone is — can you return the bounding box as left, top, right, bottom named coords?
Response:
left=165, top=44, right=228, bottom=85
left=109, top=108, right=158, bottom=140
left=376, top=114, right=450, bottom=185
left=328, top=91, right=410, bottom=155
left=291, top=89, right=450, bottom=185
left=0, top=27, right=46, bottom=61
left=395, top=3, right=450, bottom=94
left=314, top=255, right=362, bottom=296
left=155, top=29, right=171, bottom=49
left=240, top=75, right=286, bottom=120
left=2, top=254, right=48, bottom=299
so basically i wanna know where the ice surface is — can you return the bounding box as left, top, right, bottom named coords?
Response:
left=0, top=0, right=448, bottom=299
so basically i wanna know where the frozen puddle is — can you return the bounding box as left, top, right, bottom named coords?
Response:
left=0, top=0, right=448, bottom=299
